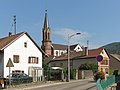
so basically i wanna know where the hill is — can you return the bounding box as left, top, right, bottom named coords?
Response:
left=102, top=42, right=120, bottom=54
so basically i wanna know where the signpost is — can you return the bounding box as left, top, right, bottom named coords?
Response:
left=6, top=58, right=14, bottom=86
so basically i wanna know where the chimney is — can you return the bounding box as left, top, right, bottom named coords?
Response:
left=84, top=47, right=88, bottom=56
left=9, top=32, right=12, bottom=37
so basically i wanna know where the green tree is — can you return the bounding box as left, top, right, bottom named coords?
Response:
left=79, top=62, right=98, bottom=73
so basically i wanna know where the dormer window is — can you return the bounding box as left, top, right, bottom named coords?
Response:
left=24, top=42, right=27, bottom=48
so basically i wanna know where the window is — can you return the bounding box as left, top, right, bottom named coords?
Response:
left=28, top=57, right=39, bottom=64
left=105, top=68, right=109, bottom=74
left=56, top=51, right=58, bottom=56
left=61, top=52, right=63, bottom=55
left=24, top=42, right=27, bottom=48
left=13, top=55, right=19, bottom=63
left=101, top=60, right=108, bottom=65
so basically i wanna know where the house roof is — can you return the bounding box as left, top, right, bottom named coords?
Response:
left=0, top=32, right=46, bottom=55
left=80, top=48, right=104, bottom=58
left=47, top=48, right=104, bottom=63
left=0, top=32, right=24, bottom=50
left=110, top=54, right=120, bottom=61
left=52, top=43, right=67, bottom=50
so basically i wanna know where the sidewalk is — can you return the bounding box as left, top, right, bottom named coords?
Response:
left=4, top=81, right=62, bottom=90
left=4, top=78, right=95, bottom=90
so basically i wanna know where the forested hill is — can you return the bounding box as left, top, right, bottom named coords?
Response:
left=102, top=42, right=120, bottom=54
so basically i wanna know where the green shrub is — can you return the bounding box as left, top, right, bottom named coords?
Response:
left=94, top=71, right=105, bottom=81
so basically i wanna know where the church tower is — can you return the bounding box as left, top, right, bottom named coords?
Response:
left=42, top=10, right=52, bottom=55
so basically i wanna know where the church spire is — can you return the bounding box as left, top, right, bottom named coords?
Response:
left=42, top=10, right=52, bottom=55
left=43, top=10, right=49, bottom=29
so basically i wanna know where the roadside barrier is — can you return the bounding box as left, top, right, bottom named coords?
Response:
left=96, top=75, right=120, bottom=90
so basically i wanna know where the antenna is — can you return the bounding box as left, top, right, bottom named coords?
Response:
left=87, top=40, right=89, bottom=49
left=13, top=15, right=16, bottom=34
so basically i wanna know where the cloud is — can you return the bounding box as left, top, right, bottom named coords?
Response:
left=53, top=28, right=91, bottom=46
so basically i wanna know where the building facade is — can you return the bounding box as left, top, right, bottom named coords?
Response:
left=48, top=48, right=110, bottom=78
left=0, top=32, right=45, bottom=81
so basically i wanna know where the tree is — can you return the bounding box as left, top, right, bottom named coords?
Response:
left=79, top=62, right=98, bottom=73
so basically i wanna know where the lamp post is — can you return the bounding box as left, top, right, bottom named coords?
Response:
left=67, top=33, right=81, bottom=82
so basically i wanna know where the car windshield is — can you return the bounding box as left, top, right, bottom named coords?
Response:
left=11, top=73, right=29, bottom=78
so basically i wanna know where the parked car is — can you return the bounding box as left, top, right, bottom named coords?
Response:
left=6, top=73, right=33, bottom=84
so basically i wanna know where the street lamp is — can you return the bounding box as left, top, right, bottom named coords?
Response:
left=67, top=32, right=81, bottom=82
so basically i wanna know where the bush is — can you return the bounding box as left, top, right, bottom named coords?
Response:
left=79, top=62, right=98, bottom=73
left=94, top=71, right=105, bottom=81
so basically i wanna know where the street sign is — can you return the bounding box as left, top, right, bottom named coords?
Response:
left=96, top=55, right=103, bottom=62
left=6, top=58, right=14, bottom=67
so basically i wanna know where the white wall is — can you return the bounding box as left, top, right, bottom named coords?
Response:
left=54, top=50, right=67, bottom=56
left=74, top=45, right=83, bottom=52
left=4, top=34, right=42, bottom=77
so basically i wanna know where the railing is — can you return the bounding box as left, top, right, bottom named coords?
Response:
left=96, top=75, right=120, bottom=90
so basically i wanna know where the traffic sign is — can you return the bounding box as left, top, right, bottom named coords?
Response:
left=6, top=58, right=14, bottom=67
left=96, top=55, right=103, bottom=62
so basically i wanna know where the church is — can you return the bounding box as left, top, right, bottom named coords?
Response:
left=41, top=10, right=83, bottom=57
left=41, top=11, right=110, bottom=78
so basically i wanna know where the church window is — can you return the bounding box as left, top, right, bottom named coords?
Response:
left=48, top=32, right=50, bottom=40
left=56, top=51, right=58, bottom=56
left=45, top=33, right=47, bottom=40
left=61, top=52, right=63, bottom=55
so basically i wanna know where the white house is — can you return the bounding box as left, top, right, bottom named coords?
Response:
left=0, top=32, right=45, bottom=81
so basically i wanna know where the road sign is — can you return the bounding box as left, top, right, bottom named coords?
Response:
left=6, top=58, right=14, bottom=67
left=96, top=55, right=103, bottom=62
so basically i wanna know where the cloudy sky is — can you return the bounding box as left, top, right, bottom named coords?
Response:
left=0, top=0, right=120, bottom=49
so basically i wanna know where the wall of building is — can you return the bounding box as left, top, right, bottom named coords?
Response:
left=54, top=50, right=67, bottom=56
left=4, top=34, right=43, bottom=78
left=109, top=55, right=120, bottom=70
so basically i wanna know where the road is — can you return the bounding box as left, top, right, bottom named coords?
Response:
left=24, top=78, right=97, bottom=90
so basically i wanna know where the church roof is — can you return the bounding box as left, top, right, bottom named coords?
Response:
left=52, top=43, right=82, bottom=51
left=47, top=48, right=104, bottom=63
left=43, top=10, right=49, bottom=29
left=52, top=43, right=67, bottom=50
left=70, top=44, right=78, bottom=50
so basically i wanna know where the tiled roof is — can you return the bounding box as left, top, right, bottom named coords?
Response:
left=0, top=32, right=46, bottom=55
left=49, top=51, right=84, bottom=62
left=48, top=48, right=104, bottom=63
left=70, top=44, right=78, bottom=50
left=52, top=43, right=81, bottom=51
left=80, top=48, right=103, bottom=58
left=0, top=32, right=25, bottom=50
left=52, top=43, right=67, bottom=50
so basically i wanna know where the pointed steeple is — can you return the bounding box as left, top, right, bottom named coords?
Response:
left=43, top=10, right=49, bottom=29
left=42, top=10, right=52, bottom=55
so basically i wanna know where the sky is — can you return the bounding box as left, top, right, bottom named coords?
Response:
left=0, top=0, right=120, bottom=49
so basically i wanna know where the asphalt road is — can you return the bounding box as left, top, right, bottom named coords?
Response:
left=24, top=78, right=97, bottom=90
